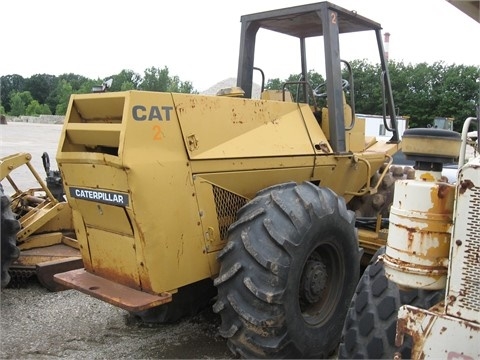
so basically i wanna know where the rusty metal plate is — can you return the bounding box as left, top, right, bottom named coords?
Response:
left=54, top=269, right=172, bottom=312
left=36, top=257, right=84, bottom=292
left=15, top=244, right=81, bottom=267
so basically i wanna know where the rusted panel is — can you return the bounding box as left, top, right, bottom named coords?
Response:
left=459, top=179, right=474, bottom=195
left=429, top=183, right=456, bottom=217
left=396, top=305, right=432, bottom=354
left=36, top=257, right=84, bottom=291
left=396, top=304, right=480, bottom=359
left=54, top=269, right=172, bottom=312
left=86, top=227, right=140, bottom=289
left=385, top=256, right=447, bottom=273
left=13, top=243, right=81, bottom=266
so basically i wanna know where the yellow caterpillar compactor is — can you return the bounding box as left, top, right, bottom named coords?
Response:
left=54, top=2, right=401, bottom=358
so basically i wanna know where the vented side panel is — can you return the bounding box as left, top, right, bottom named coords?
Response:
left=212, top=186, right=247, bottom=241
left=447, top=160, right=480, bottom=322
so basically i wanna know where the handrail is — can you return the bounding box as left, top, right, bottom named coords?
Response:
left=282, top=81, right=319, bottom=114
left=459, top=117, right=478, bottom=167
left=253, top=67, right=265, bottom=94
left=345, top=154, right=393, bottom=196
left=341, top=60, right=356, bottom=131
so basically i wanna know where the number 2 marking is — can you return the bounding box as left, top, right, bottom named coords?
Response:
left=153, top=125, right=162, bottom=140
left=331, top=12, right=337, bottom=24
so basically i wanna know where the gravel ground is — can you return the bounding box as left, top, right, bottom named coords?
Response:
left=0, top=278, right=233, bottom=359
left=0, top=122, right=234, bottom=359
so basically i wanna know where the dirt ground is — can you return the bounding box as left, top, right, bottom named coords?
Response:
left=0, top=122, right=234, bottom=359
left=0, top=278, right=233, bottom=359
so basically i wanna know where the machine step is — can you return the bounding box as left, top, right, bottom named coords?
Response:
left=54, top=268, right=172, bottom=312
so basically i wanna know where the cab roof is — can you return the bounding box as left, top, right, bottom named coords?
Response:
left=240, top=1, right=383, bottom=38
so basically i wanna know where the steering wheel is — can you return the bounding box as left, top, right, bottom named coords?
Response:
left=313, top=79, right=349, bottom=98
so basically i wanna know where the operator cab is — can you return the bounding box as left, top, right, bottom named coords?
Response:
left=236, top=1, right=399, bottom=152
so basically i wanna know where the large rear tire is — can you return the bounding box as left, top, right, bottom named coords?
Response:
left=1, top=184, right=20, bottom=289
left=214, top=181, right=360, bottom=358
left=338, top=246, right=444, bottom=359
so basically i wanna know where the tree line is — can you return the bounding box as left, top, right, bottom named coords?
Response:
left=0, top=67, right=196, bottom=117
left=266, top=60, right=478, bottom=130
left=1, top=61, right=478, bottom=131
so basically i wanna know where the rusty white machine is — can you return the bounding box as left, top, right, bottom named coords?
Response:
left=339, top=1, right=479, bottom=357
left=384, top=6, right=479, bottom=356
left=339, top=117, right=479, bottom=359
left=383, top=117, right=480, bottom=359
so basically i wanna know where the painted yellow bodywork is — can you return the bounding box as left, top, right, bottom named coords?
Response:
left=57, top=90, right=400, bottom=296
left=0, top=152, right=80, bottom=280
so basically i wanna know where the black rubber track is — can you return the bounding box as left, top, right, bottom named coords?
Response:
left=1, top=184, right=21, bottom=289
left=338, top=246, right=445, bottom=359
left=213, top=181, right=360, bottom=358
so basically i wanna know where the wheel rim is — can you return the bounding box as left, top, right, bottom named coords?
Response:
left=299, top=242, right=344, bottom=325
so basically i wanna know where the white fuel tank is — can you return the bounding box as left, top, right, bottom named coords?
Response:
left=383, top=178, right=456, bottom=289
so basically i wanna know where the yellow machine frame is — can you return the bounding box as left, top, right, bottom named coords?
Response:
left=55, top=90, right=398, bottom=308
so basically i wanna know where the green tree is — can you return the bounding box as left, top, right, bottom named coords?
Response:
left=1, top=74, right=26, bottom=113
left=8, top=91, right=34, bottom=116
left=345, top=59, right=384, bottom=115
left=403, top=62, right=437, bottom=127
left=44, top=73, right=90, bottom=113
left=140, top=66, right=170, bottom=91
left=57, top=73, right=89, bottom=91
left=177, top=79, right=196, bottom=94
left=386, top=61, right=478, bottom=129
left=332, top=60, right=478, bottom=131
left=40, top=103, right=52, bottom=115
left=55, top=80, right=74, bottom=115
left=387, top=61, right=411, bottom=117
left=108, top=70, right=142, bottom=92
left=9, top=92, right=26, bottom=116
left=3, top=62, right=476, bottom=123
left=284, top=72, right=311, bottom=104
left=265, top=70, right=325, bottom=104
left=25, top=100, right=52, bottom=115
left=432, top=63, right=479, bottom=130
left=139, top=66, right=195, bottom=93
left=77, top=79, right=103, bottom=94
left=17, top=91, right=34, bottom=106
left=120, top=81, right=135, bottom=91
left=25, top=74, right=58, bottom=106
left=265, top=78, right=283, bottom=90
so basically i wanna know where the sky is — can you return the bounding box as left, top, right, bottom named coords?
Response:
left=1, top=0, right=479, bottom=92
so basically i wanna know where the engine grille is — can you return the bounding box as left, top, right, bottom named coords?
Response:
left=460, top=186, right=480, bottom=312
left=212, top=186, right=247, bottom=241
left=447, top=160, right=480, bottom=322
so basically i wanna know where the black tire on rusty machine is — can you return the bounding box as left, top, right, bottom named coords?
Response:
left=338, top=246, right=445, bottom=359
left=1, top=184, right=20, bottom=289
left=213, top=181, right=360, bottom=358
